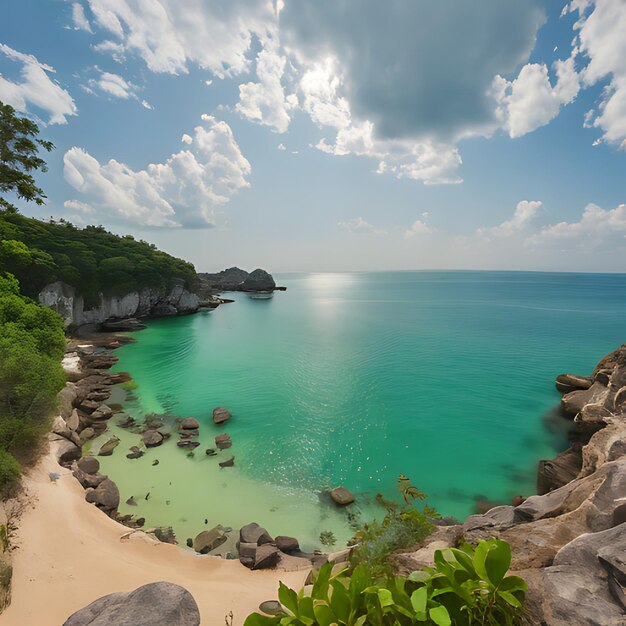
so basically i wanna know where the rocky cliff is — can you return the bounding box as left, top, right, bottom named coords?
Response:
left=39, top=280, right=199, bottom=329
left=393, top=344, right=626, bottom=625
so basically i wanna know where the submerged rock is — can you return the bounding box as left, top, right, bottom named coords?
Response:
left=212, top=407, right=231, bottom=424
left=180, top=417, right=199, bottom=430
left=142, top=429, right=164, bottom=447
left=215, top=433, right=232, bottom=450
left=192, top=527, right=227, bottom=554
left=98, top=436, right=121, bottom=456
left=219, top=455, right=235, bottom=467
left=62, top=582, right=200, bottom=626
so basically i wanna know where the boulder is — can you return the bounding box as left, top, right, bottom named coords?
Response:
left=52, top=415, right=71, bottom=439
left=56, top=440, right=81, bottom=465
left=555, top=374, right=593, bottom=394
left=241, top=269, right=276, bottom=292
left=212, top=407, right=231, bottom=424
left=142, top=430, right=164, bottom=447
left=67, top=409, right=80, bottom=432
left=77, top=456, right=100, bottom=475
left=57, top=382, right=78, bottom=419
left=62, top=582, right=200, bottom=626
left=219, top=456, right=235, bottom=467
left=79, top=399, right=101, bottom=414
left=79, top=427, right=96, bottom=443
left=215, top=433, right=232, bottom=449
left=180, top=417, right=199, bottom=430
left=561, top=382, right=608, bottom=416
left=90, top=405, right=113, bottom=421
left=85, top=478, right=120, bottom=510
left=177, top=440, right=200, bottom=449
left=537, top=444, right=583, bottom=495
left=253, top=544, right=281, bottom=570
left=192, top=527, right=227, bottom=554
left=329, top=486, right=355, bottom=506
left=275, top=535, right=300, bottom=553
left=98, top=436, right=121, bottom=456
left=73, top=469, right=107, bottom=489
left=240, top=523, right=273, bottom=546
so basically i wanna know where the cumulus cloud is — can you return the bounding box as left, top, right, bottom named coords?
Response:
left=528, top=203, right=626, bottom=245
left=83, top=68, right=153, bottom=108
left=404, top=220, right=433, bottom=239
left=85, top=0, right=275, bottom=77
left=0, top=44, right=77, bottom=124
left=63, top=115, right=251, bottom=228
left=494, top=60, right=580, bottom=138
left=477, top=200, right=543, bottom=239
left=568, top=0, right=626, bottom=148
left=338, top=217, right=386, bottom=235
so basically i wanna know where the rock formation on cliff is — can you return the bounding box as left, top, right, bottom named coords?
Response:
left=196, top=267, right=277, bottom=294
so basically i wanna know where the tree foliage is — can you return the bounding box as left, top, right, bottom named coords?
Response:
left=0, top=273, right=65, bottom=490
left=0, top=102, right=53, bottom=212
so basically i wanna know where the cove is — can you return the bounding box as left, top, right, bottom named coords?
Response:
left=94, top=270, right=626, bottom=552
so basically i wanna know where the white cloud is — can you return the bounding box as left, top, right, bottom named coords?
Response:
left=404, top=220, right=433, bottom=239
left=528, top=203, right=626, bottom=245
left=0, top=44, right=77, bottom=124
left=141, top=99, right=153, bottom=110
left=181, top=133, right=193, bottom=145
left=63, top=115, right=251, bottom=228
left=338, top=217, right=386, bottom=235
left=277, top=143, right=286, bottom=150
left=477, top=200, right=543, bottom=239
left=494, top=59, right=580, bottom=138
left=91, top=70, right=134, bottom=98
left=236, top=43, right=295, bottom=133
left=568, top=0, right=626, bottom=148
left=86, top=0, right=275, bottom=77
left=72, top=2, right=93, bottom=32
left=92, top=40, right=126, bottom=63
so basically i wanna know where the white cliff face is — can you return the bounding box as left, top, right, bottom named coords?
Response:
left=38, top=281, right=199, bottom=328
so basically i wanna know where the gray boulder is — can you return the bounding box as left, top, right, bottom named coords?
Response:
left=77, top=456, right=100, bottom=475
left=192, top=527, right=227, bottom=554
left=142, top=429, right=164, bottom=447
left=56, top=440, right=81, bottom=465
left=253, top=544, right=281, bottom=570
left=98, top=436, right=121, bottom=456
left=537, top=444, right=583, bottom=495
left=275, top=535, right=300, bottom=553
left=240, top=522, right=273, bottom=545
left=85, top=478, right=120, bottom=510
left=63, top=582, right=200, bottom=626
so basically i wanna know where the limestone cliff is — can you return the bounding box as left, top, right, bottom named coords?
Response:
left=39, top=280, right=199, bottom=329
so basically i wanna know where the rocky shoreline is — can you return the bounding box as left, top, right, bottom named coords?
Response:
left=393, top=343, right=626, bottom=625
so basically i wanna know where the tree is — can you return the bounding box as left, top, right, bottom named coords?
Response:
left=0, top=101, right=54, bottom=212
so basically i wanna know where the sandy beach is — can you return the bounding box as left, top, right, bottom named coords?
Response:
left=0, top=448, right=309, bottom=626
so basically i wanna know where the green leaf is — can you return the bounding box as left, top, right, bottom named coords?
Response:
left=377, top=588, right=394, bottom=608
left=474, top=539, right=511, bottom=586
left=408, top=571, right=430, bottom=583
left=312, top=563, right=333, bottom=601
left=278, top=582, right=299, bottom=616
left=312, top=603, right=336, bottom=626
left=499, top=590, right=522, bottom=608
left=243, top=613, right=280, bottom=626
left=428, top=605, right=452, bottom=626
left=499, top=575, right=527, bottom=593
left=410, top=587, right=427, bottom=614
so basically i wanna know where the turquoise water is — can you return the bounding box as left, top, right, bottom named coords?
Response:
left=96, top=271, right=626, bottom=551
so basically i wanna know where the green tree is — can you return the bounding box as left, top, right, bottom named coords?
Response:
left=0, top=101, right=54, bottom=213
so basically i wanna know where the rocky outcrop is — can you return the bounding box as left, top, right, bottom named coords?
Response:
left=241, top=269, right=276, bottom=292
left=394, top=343, right=626, bottom=625
left=39, top=279, right=199, bottom=329
left=63, top=582, right=200, bottom=626
left=329, top=486, right=356, bottom=506
left=197, top=267, right=280, bottom=294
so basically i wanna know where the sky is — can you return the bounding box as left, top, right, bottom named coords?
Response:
left=0, top=0, right=625, bottom=273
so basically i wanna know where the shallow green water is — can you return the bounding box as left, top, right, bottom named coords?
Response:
left=95, top=270, right=626, bottom=551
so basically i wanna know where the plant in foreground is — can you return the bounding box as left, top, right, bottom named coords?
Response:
left=243, top=538, right=526, bottom=626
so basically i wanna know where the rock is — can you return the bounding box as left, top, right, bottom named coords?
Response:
left=197, top=267, right=250, bottom=292
left=240, top=523, right=273, bottom=546
left=73, top=469, right=107, bottom=489
left=85, top=478, right=120, bottom=510
left=180, top=417, right=199, bottom=430
left=177, top=440, right=200, bottom=449
left=329, top=486, right=355, bottom=506
left=555, top=374, right=593, bottom=394
left=241, top=269, right=276, bottom=292
left=253, top=544, right=281, bottom=570
left=239, top=542, right=257, bottom=560
left=56, top=440, right=81, bottom=465
left=151, top=527, right=177, bottom=544
left=258, top=600, right=283, bottom=616
left=57, top=382, right=78, bottom=419
left=98, top=436, right=121, bottom=456
left=523, top=523, right=626, bottom=625
left=126, top=450, right=144, bottom=460
left=79, top=427, right=96, bottom=443
left=275, top=536, right=300, bottom=553
left=212, top=407, right=231, bottom=424
left=219, top=455, right=234, bottom=467
left=90, top=404, right=113, bottom=421
left=537, top=443, right=583, bottom=495
left=52, top=415, right=72, bottom=439
left=152, top=459, right=159, bottom=466
left=126, top=497, right=137, bottom=506
left=511, top=495, right=526, bottom=506
left=575, top=403, right=613, bottom=435
left=215, top=433, right=232, bottom=449
left=592, top=344, right=626, bottom=382
left=192, top=527, right=227, bottom=554
left=62, top=581, right=200, bottom=626
left=79, top=399, right=101, bottom=414
left=561, top=382, right=608, bottom=416
left=67, top=409, right=80, bottom=432
left=205, top=448, right=217, bottom=456
left=77, top=456, right=100, bottom=475
left=142, top=429, right=164, bottom=447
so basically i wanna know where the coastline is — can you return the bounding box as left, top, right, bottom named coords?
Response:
left=1, top=445, right=308, bottom=626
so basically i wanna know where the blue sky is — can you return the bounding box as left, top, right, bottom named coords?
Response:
left=1, top=0, right=625, bottom=272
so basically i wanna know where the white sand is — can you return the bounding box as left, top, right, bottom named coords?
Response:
left=1, top=450, right=309, bottom=625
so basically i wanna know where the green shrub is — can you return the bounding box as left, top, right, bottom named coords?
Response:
left=319, top=531, right=337, bottom=548
left=0, top=450, right=21, bottom=491
left=243, top=539, right=526, bottom=626
left=349, top=507, right=434, bottom=578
